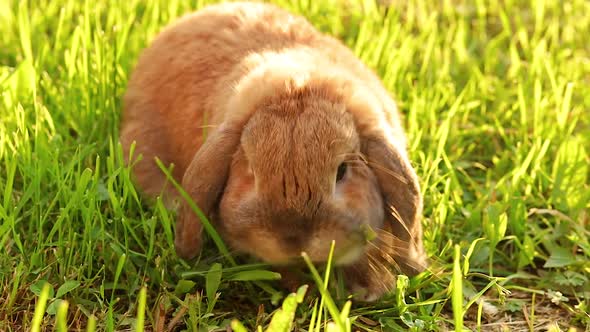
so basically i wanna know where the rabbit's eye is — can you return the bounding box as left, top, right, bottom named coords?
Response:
left=336, top=163, right=347, bottom=182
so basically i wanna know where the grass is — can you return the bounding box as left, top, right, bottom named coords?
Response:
left=0, top=0, right=589, bottom=330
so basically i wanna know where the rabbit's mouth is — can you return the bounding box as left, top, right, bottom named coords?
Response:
left=332, top=243, right=365, bottom=265
left=302, top=229, right=368, bottom=266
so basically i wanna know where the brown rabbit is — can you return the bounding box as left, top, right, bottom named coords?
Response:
left=120, top=1, right=427, bottom=301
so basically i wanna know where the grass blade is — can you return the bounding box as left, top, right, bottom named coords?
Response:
left=135, top=286, right=147, bottom=332
left=301, top=249, right=346, bottom=331
left=452, top=245, right=464, bottom=332
left=56, top=300, right=69, bottom=332
left=31, top=282, right=52, bottom=332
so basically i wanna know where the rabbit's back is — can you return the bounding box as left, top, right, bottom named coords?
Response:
left=120, top=3, right=324, bottom=198
left=119, top=1, right=402, bottom=203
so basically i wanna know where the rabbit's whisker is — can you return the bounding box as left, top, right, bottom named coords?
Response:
left=364, top=160, right=408, bottom=184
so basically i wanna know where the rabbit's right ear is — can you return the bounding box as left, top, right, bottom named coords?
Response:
left=174, top=123, right=243, bottom=260
left=362, top=130, right=427, bottom=276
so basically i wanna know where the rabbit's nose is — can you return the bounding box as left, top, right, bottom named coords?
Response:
left=280, top=220, right=311, bottom=252
left=284, top=224, right=308, bottom=243
left=283, top=233, right=304, bottom=249
left=269, top=208, right=314, bottom=253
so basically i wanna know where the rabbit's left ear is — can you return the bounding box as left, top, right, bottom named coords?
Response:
left=174, top=122, right=243, bottom=260
left=363, top=131, right=426, bottom=275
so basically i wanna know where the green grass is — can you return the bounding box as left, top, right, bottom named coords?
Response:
left=1, top=0, right=589, bottom=330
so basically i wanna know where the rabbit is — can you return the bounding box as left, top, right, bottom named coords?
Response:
left=120, top=1, right=427, bottom=301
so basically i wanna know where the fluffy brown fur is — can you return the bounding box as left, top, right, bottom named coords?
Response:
left=120, top=1, right=427, bottom=301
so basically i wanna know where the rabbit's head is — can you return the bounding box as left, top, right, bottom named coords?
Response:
left=175, top=54, right=426, bottom=277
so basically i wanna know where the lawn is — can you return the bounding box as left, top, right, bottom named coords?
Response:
left=0, top=0, right=589, bottom=331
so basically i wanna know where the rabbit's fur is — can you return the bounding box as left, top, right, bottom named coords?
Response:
left=120, top=1, right=427, bottom=301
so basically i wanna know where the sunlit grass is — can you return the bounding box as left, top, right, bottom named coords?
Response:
left=1, top=0, right=589, bottom=330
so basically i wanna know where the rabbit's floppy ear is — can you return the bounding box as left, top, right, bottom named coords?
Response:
left=174, top=123, right=243, bottom=260
left=344, top=82, right=426, bottom=275
left=363, top=130, right=427, bottom=275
